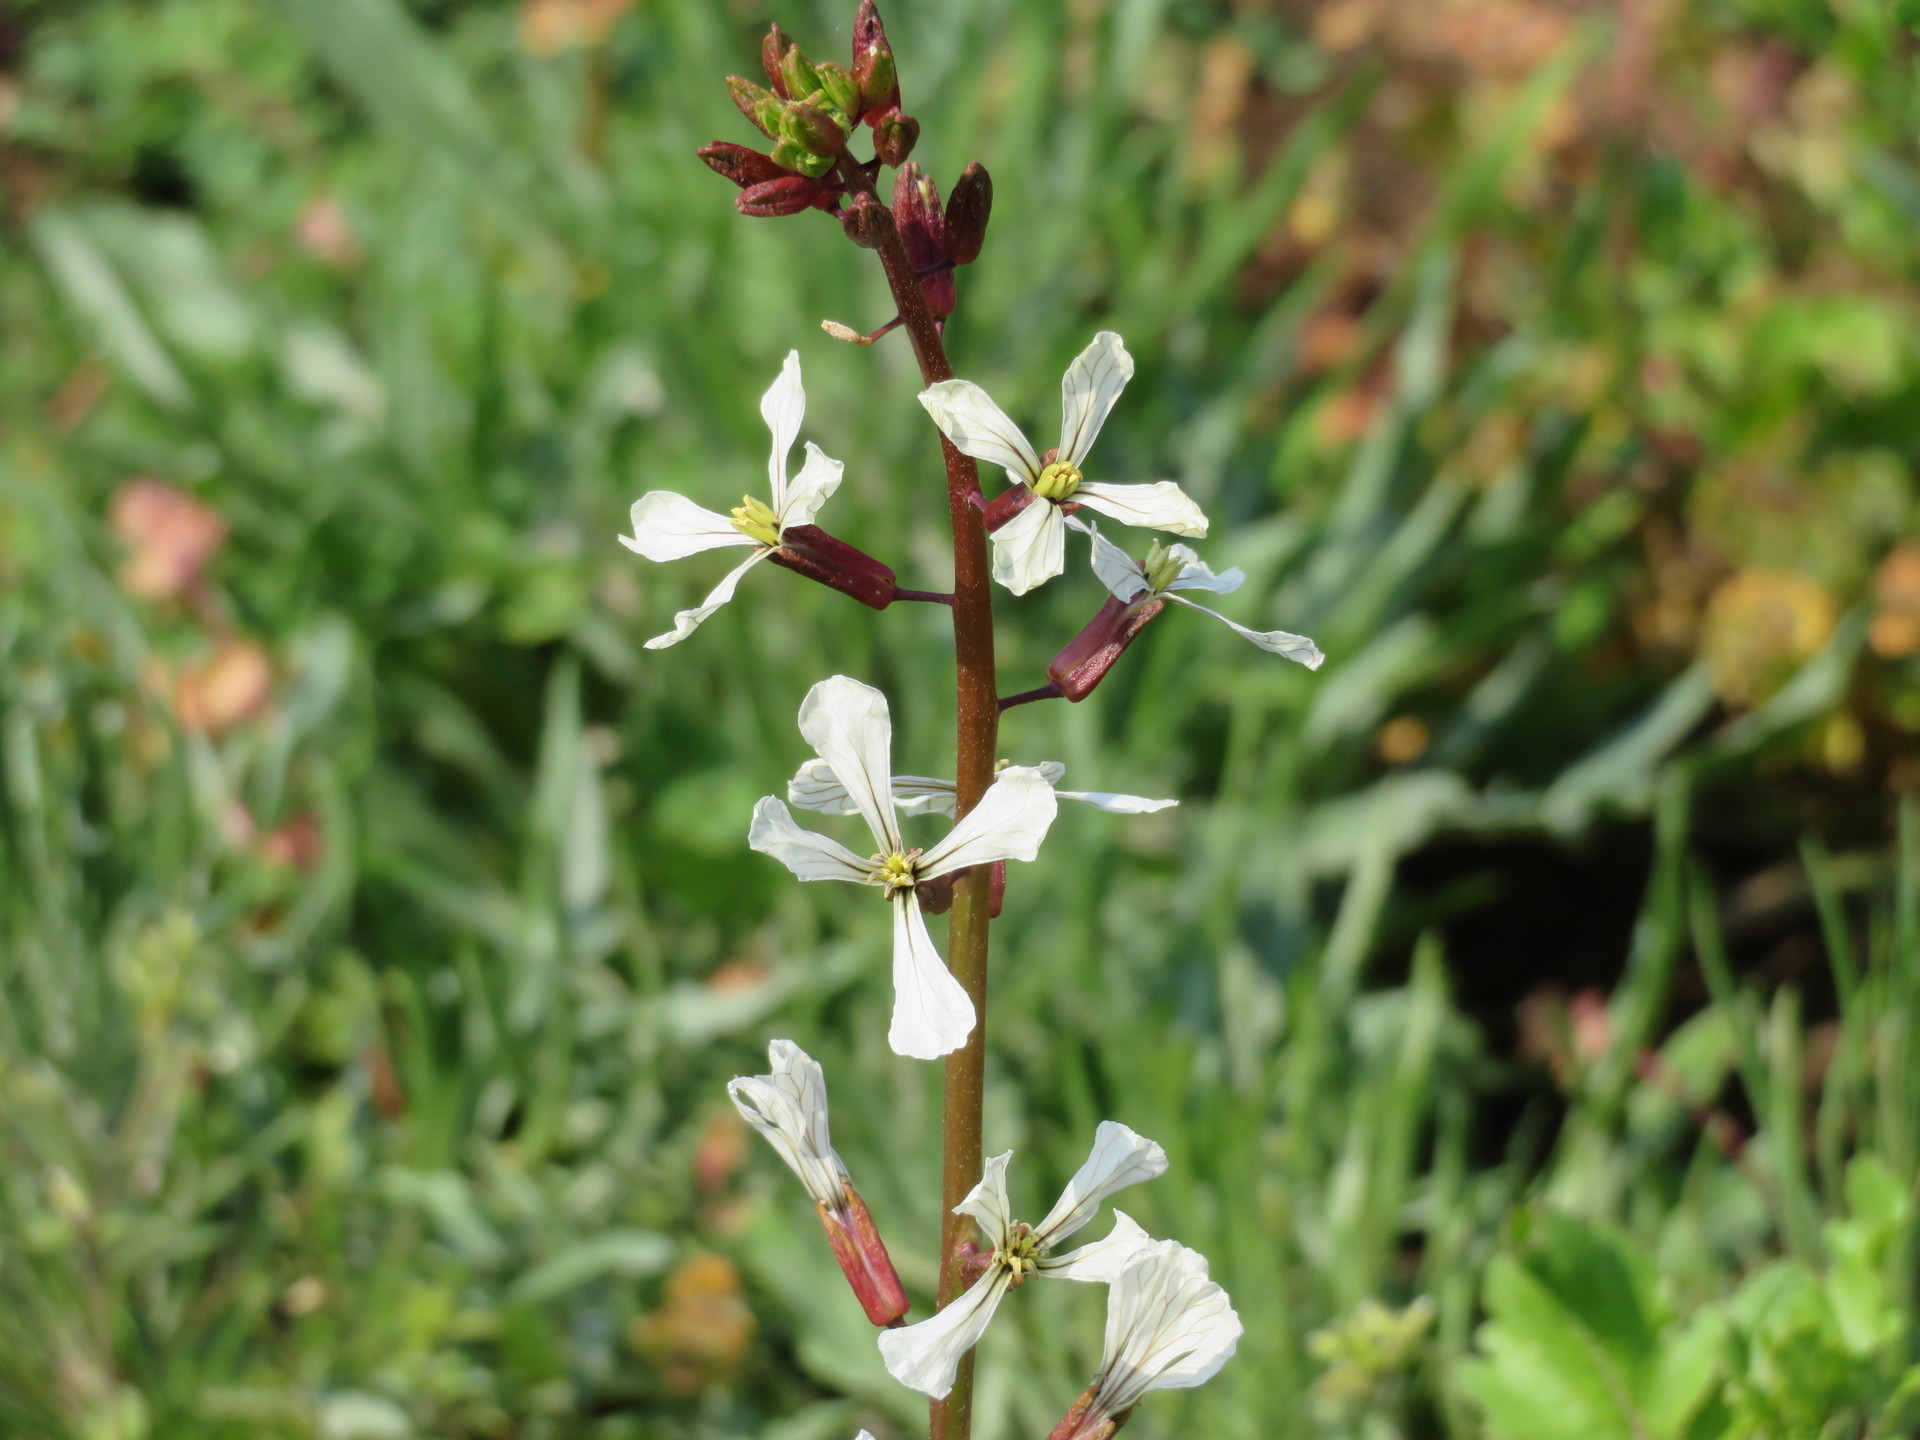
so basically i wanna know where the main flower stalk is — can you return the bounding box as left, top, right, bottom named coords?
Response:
left=835, top=156, right=996, bottom=1440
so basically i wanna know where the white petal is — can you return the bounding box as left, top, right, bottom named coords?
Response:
left=988, top=496, right=1067, bottom=596
left=1058, top=331, right=1134, bottom=468
left=642, top=547, right=771, bottom=650
left=953, top=1150, right=1015, bottom=1247
left=1057, top=789, right=1179, bottom=814
left=726, top=1039, right=847, bottom=1209
left=747, top=796, right=874, bottom=883
left=1086, top=524, right=1151, bottom=604
left=1041, top=1209, right=1152, bottom=1283
left=1074, top=481, right=1209, bottom=538
left=918, top=766, right=1058, bottom=879
left=621, top=491, right=757, bottom=562
left=918, top=379, right=1041, bottom=486
left=889, top=893, right=975, bottom=1059
left=1034, top=1121, right=1168, bottom=1247
left=798, top=676, right=901, bottom=855
left=1163, top=546, right=1243, bottom=595
left=787, top=758, right=859, bottom=816
left=1168, top=596, right=1325, bottom=669
left=878, top=1267, right=1014, bottom=1399
left=1092, top=1241, right=1242, bottom=1411
left=761, top=350, right=805, bottom=513
left=777, top=441, right=843, bottom=532
left=892, top=774, right=960, bottom=818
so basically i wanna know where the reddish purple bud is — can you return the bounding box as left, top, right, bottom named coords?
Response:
left=819, top=1184, right=910, bottom=1326
left=769, top=524, right=898, bottom=608
left=727, top=76, right=784, bottom=138
left=737, top=175, right=825, bottom=218
left=945, top=162, right=992, bottom=265
left=916, top=870, right=958, bottom=915
left=761, top=23, right=794, bottom=96
left=892, top=164, right=954, bottom=316
left=1045, top=1389, right=1124, bottom=1440
left=1047, top=594, right=1167, bottom=701
left=872, top=110, right=920, bottom=166
left=982, top=484, right=1038, bottom=533
left=839, top=191, right=894, bottom=249
left=852, top=1, right=900, bottom=118
left=956, top=1240, right=996, bottom=1285
left=698, top=141, right=790, bottom=189
left=988, top=858, right=1006, bottom=919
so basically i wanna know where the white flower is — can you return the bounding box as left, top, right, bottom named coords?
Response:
left=748, top=676, right=1058, bottom=1060
left=877, top=1121, right=1167, bottom=1399
left=787, top=758, right=1177, bottom=819
left=1083, top=1239, right=1242, bottom=1416
left=918, top=332, right=1208, bottom=595
left=1088, top=525, right=1324, bottom=668
left=726, top=1039, right=847, bottom=1211
left=620, top=350, right=844, bottom=648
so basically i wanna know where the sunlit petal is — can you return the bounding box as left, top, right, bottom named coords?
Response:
left=889, top=893, right=975, bottom=1060
left=953, top=1150, right=1015, bottom=1248
left=1041, top=1209, right=1153, bottom=1283
left=726, top=1040, right=847, bottom=1209
left=918, top=766, right=1058, bottom=878
left=1166, top=596, right=1325, bottom=668
left=642, top=547, right=770, bottom=649
left=798, top=676, right=902, bottom=855
left=878, top=1267, right=1014, bottom=1399
left=622, top=490, right=757, bottom=562
left=1033, top=1121, right=1168, bottom=1246
left=1090, top=1241, right=1242, bottom=1412
left=1058, top=331, right=1134, bottom=468
left=1085, top=523, right=1151, bottom=604
left=746, top=796, right=874, bottom=882
left=761, top=349, right=806, bottom=512
left=918, top=379, right=1042, bottom=485
left=988, top=495, right=1067, bottom=595
left=778, top=441, right=844, bottom=532
left=1056, top=788, right=1179, bottom=814
left=1074, top=481, right=1209, bottom=538
left=1163, top=545, right=1243, bottom=595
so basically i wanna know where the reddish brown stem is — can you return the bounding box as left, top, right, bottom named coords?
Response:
left=835, top=155, right=995, bottom=1440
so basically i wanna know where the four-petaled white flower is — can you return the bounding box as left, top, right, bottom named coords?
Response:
left=878, top=1121, right=1167, bottom=1399
left=1077, top=1239, right=1242, bottom=1421
left=919, top=333, right=1208, bottom=596
left=726, top=1039, right=848, bottom=1210
left=748, top=676, right=1058, bottom=1060
left=787, top=758, right=1177, bottom=819
left=1089, top=525, right=1325, bottom=668
left=621, top=350, right=844, bottom=649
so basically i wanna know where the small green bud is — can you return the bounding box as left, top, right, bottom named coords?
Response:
left=852, top=43, right=897, bottom=117
left=814, top=62, right=862, bottom=121
left=779, top=44, right=822, bottom=104
left=780, top=100, right=848, bottom=162
left=771, top=137, right=835, bottom=179
left=761, top=23, right=794, bottom=96
left=726, top=76, right=784, bottom=139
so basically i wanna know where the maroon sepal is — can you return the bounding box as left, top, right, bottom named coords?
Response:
left=981, top=484, right=1038, bottom=533
left=915, top=870, right=958, bottom=915
left=852, top=1, right=900, bottom=119
left=891, top=164, right=954, bottom=317
left=819, top=1184, right=910, bottom=1326
left=871, top=109, right=920, bottom=166
left=761, top=23, right=794, bottom=96
left=945, top=162, right=993, bottom=266
left=737, top=176, right=826, bottom=217
left=1047, top=594, right=1166, bottom=702
left=698, top=142, right=790, bottom=189
left=770, top=525, right=897, bottom=609
left=987, top=859, right=1006, bottom=919
left=1045, top=1389, right=1125, bottom=1440
left=726, top=76, right=783, bottom=138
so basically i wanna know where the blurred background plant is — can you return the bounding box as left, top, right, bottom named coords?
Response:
left=1, top=0, right=1917, bottom=1437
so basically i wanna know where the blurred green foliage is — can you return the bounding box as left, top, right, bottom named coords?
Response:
left=1, top=1, right=1918, bottom=1438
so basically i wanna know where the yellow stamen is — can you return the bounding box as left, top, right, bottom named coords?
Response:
left=730, top=495, right=780, bottom=547
left=870, top=850, right=919, bottom=895
left=1032, top=460, right=1082, bottom=501
left=1142, top=539, right=1184, bottom=592
left=998, top=1222, right=1045, bottom=1288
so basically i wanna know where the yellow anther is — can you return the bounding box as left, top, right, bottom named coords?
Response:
left=1032, top=460, right=1082, bottom=501
left=729, top=495, right=781, bottom=547
left=997, top=1223, right=1046, bottom=1289
left=1142, top=539, right=1184, bottom=592
left=870, top=851, right=919, bottom=894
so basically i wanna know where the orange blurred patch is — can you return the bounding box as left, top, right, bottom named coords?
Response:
left=694, top=1110, right=749, bottom=1194
left=172, top=640, right=273, bottom=736
left=521, top=0, right=632, bottom=56
left=260, top=813, right=324, bottom=871
left=110, top=479, right=228, bottom=603
left=630, top=1253, right=755, bottom=1395
left=1699, top=568, right=1837, bottom=708
left=1376, top=716, right=1429, bottom=765
left=296, top=195, right=363, bottom=269
left=1869, top=545, right=1920, bottom=660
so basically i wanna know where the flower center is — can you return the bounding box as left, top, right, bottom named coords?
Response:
left=730, top=495, right=781, bottom=547
left=870, top=850, right=920, bottom=895
left=997, top=1222, right=1046, bottom=1287
left=1032, top=460, right=1082, bottom=501
left=1141, top=539, right=1184, bottom=592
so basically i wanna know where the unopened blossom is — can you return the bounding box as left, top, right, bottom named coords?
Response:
left=787, top=757, right=1177, bottom=819
left=1045, top=530, right=1322, bottom=702
left=919, top=332, right=1208, bottom=595
left=623, top=352, right=891, bottom=649
left=878, top=1122, right=1167, bottom=1399
left=748, top=676, right=1057, bottom=1059
left=1045, top=1239, right=1243, bottom=1440
left=728, top=1040, right=908, bottom=1324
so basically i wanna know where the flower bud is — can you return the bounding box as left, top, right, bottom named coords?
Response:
left=761, top=23, right=794, bottom=96
left=892, top=164, right=955, bottom=317
left=915, top=870, right=958, bottom=915
left=838, top=192, right=895, bottom=249
left=779, top=44, right=823, bottom=106
left=813, top=62, right=863, bottom=122
left=1047, top=594, right=1167, bottom=701
left=781, top=101, right=849, bottom=163
left=819, top=1182, right=910, bottom=1327
left=988, top=858, right=1006, bottom=919
left=944, top=162, right=992, bottom=266
left=871, top=110, right=920, bottom=166
left=769, top=524, right=898, bottom=609
left=727, top=76, right=785, bottom=138
left=770, top=136, right=835, bottom=179
left=737, top=175, right=825, bottom=218
left=1044, top=1390, right=1123, bottom=1440
left=981, top=484, right=1035, bottom=534
left=852, top=1, right=900, bottom=115
left=697, top=141, right=790, bottom=189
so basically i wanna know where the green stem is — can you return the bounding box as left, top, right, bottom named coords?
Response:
left=839, top=161, right=996, bottom=1440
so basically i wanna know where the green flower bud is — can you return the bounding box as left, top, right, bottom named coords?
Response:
left=779, top=44, right=822, bottom=104
left=771, top=136, right=835, bottom=179
left=814, top=62, right=862, bottom=122
left=780, top=100, right=848, bottom=162
left=726, top=76, right=784, bottom=139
